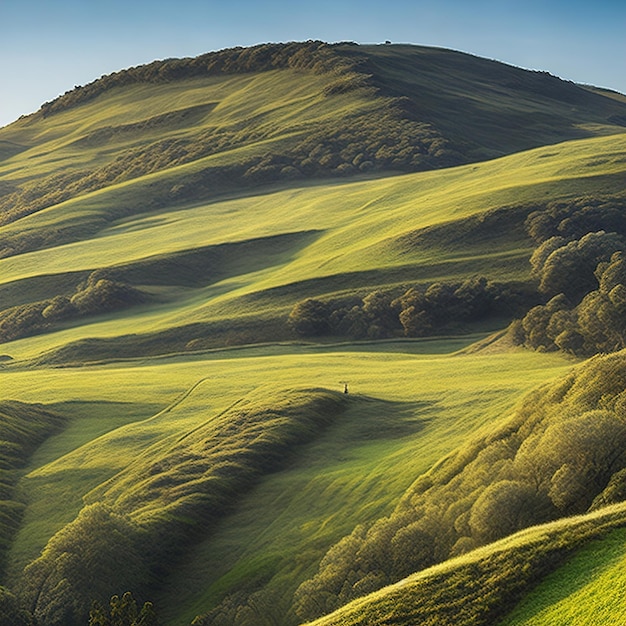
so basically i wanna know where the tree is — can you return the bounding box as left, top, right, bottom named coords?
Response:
left=21, top=504, right=149, bottom=626
left=0, top=586, right=33, bottom=626
left=535, top=231, right=625, bottom=301
left=88, top=593, right=157, bottom=626
left=468, top=480, right=550, bottom=544
left=287, top=298, right=330, bottom=336
left=398, top=306, right=432, bottom=337
left=362, top=290, right=395, bottom=324
left=453, top=276, right=490, bottom=320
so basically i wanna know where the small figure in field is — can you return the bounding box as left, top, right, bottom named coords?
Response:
left=344, top=383, right=349, bottom=394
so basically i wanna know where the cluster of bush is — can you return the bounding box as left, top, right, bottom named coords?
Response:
left=0, top=272, right=146, bottom=343
left=0, top=587, right=32, bottom=626
left=511, top=195, right=626, bottom=356
left=0, top=223, right=96, bottom=259
left=88, top=592, right=157, bottom=626
left=289, top=277, right=535, bottom=340
left=293, top=352, right=626, bottom=621
left=511, top=250, right=626, bottom=355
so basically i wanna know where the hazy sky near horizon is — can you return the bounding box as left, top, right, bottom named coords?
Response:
left=1, top=0, right=625, bottom=128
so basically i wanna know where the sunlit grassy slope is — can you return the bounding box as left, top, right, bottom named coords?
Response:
left=1, top=42, right=626, bottom=626
left=3, top=340, right=572, bottom=624
left=500, top=526, right=626, bottom=626
left=2, top=132, right=625, bottom=365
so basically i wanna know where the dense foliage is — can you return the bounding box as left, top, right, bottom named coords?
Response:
left=289, top=278, right=536, bottom=340
left=0, top=586, right=33, bottom=625
left=293, top=352, right=626, bottom=621
left=304, top=507, right=626, bottom=626
left=511, top=194, right=626, bottom=356
left=88, top=592, right=157, bottom=626
left=0, top=271, right=147, bottom=343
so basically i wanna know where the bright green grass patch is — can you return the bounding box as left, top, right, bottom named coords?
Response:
left=18, top=387, right=349, bottom=626
left=2, top=133, right=625, bottom=365
left=0, top=69, right=352, bottom=180
left=500, top=527, right=626, bottom=626
left=3, top=133, right=625, bottom=289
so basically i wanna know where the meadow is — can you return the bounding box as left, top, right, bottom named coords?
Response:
left=3, top=338, right=572, bottom=624
left=2, top=41, right=626, bottom=626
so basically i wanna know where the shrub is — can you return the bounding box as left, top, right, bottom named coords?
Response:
left=0, top=587, right=33, bottom=626
left=534, top=231, right=625, bottom=301
left=288, top=299, right=330, bottom=336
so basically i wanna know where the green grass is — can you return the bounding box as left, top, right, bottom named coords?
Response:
left=2, top=339, right=571, bottom=623
left=500, top=527, right=626, bottom=625
left=0, top=132, right=624, bottom=365
left=19, top=386, right=351, bottom=626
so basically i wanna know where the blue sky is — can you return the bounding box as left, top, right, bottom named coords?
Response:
left=1, top=0, right=625, bottom=128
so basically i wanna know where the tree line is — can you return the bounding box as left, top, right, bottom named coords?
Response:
left=0, top=588, right=157, bottom=626
left=288, top=277, right=535, bottom=340
left=510, top=194, right=626, bottom=356
left=0, top=271, right=147, bottom=344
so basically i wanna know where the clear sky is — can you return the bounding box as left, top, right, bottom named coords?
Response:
left=1, top=0, right=625, bottom=128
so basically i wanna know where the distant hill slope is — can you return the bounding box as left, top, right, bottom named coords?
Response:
left=352, top=44, right=626, bottom=156
left=1, top=41, right=625, bottom=257
left=1, top=132, right=625, bottom=365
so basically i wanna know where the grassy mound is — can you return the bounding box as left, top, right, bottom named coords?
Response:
left=301, top=503, right=626, bottom=626
left=17, top=386, right=347, bottom=626
left=0, top=401, right=64, bottom=574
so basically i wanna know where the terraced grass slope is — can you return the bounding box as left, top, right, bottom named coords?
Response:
left=1, top=41, right=626, bottom=626
left=1, top=132, right=625, bottom=366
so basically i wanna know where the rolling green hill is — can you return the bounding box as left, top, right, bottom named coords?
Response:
left=1, top=41, right=626, bottom=626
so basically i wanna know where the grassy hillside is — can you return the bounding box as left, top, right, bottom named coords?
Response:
left=293, top=349, right=626, bottom=622
left=298, top=350, right=626, bottom=626
left=0, top=132, right=624, bottom=366
left=3, top=341, right=571, bottom=626
left=1, top=41, right=626, bottom=626
left=301, top=502, right=626, bottom=626
left=1, top=42, right=625, bottom=258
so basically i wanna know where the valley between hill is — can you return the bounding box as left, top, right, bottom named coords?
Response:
left=1, top=41, right=626, bottom=626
